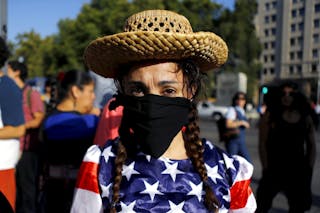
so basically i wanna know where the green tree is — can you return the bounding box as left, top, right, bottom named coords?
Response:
left=12, top=30, right=55, bottom=77
left=215, top=0, right=261, bottom=100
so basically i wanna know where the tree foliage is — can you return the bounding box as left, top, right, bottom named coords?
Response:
left=10, top=0, right=261, bottom=101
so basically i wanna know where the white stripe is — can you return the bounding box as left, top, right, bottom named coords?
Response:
left=233, top=155, right=254, bottom=183
left=0, top=108, right=20, bottom=170
left=229, top=193, right=257, bottom=213
left=83, top=145, right=101, bottom=163
left=71, top=188, right=103, bottom=213
left=0, top=139, right=20, bottom=170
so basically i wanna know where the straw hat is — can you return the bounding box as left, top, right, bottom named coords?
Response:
left=84, top=9, right=228, bottom=78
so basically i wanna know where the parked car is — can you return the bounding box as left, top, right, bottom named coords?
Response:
left=197, top=101, right=228, bottom=121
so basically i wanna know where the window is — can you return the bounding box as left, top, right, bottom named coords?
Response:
left=299, top=8, right=305, bottom=16
left=289, top=66, right=294, bottom=74
left=297, top=65, right=302, bottom=73
left=292, top=10, right=297, bottom=18
left=270, top=68, right=275, bottom=74
left=315, top=3, right=320, bottom=13
left=264, top=42, right=269, bottom=49
left=290, top=52, right=295, bottom=60
left=291, top=24, right=296, bottom=32
left=264, top=29, right=269, bottom=36
left=271, top=15, right=276, bottom=22
left=265, top=3, right=270, bottom=11
left=313, top=34, right=319, bottom=43
left=290, top=38, right=295, bottom=46
left=297, top=36, right=303, bottom=45
left=312, top=64, right=318, bottom=72
left=313, top=49, right=318, bottom=58
left=271, top=28, right=276, bottom=35
left=315, top=19, right=320, bottom=28
left=298, top=23, right=304, bottom=31
left=264, top=55, right=268, bottom=62
left=272, top=1, right=277, bottom=8
left=271, top=41, right=276, bottom=48
left=265, top=16, right=270, bottom=24
left=270, top=55, right=275, bottom=62
left=297, top=51, right=303, bottom=59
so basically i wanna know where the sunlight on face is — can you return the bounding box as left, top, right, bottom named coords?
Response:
left=76, top=82, right=96, bottom=113
left=123, top=61, right=188, bottom=98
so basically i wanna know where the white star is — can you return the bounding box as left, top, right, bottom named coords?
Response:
left=100, top=183, right=112, bottom=198
left=119, top=201, right=136, bottom=213
left=140, top=180, right=163, bottom=201
left=207, top=141, right=214, bottom=149
left=122, top=162, right=140, bottom=181
left=167, top=200, right=185, bottom=213
left=102, top=146, right=115, bottom=163
left=205, top=163, right=223, bottom=184
left=145, top=155, right=151, bottom=162
left=187, top=181, right=203, bottom=201
left=161, top=161, right=184, bottom=181
left=222, top=153, right=236, bottom=171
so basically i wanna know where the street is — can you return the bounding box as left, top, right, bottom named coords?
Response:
left=199, top=118, right=320, bottom=213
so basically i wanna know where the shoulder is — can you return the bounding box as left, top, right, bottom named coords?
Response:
left=203, top=139, right=254, bottom=185
left=225, top=107, right=236, bottom=119
left=0, top=76, right=21, bottom=94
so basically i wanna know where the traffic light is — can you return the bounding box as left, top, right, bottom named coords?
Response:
left=262, top=86, right=268, bottom=94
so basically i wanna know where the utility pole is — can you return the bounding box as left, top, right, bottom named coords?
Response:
left=0, top=0, right=7, bottom=40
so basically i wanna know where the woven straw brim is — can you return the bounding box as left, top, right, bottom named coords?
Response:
left=84, top=31, right=228, bottom=78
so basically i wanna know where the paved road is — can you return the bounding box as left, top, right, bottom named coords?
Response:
left=199, top=118, right=320, bottom=213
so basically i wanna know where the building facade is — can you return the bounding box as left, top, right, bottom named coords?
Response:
left=255, top=0, right=320, bottom=98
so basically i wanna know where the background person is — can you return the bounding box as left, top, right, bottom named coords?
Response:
left=71, top=9, right=256, bottom=213
left=0, top=37, right=25, bottom=212
left=41, top=70, right=99, bottom=213
left=7, top=60, right=45, bottom=213
left=256, top=81, right=316, bottom=212
left=224, top=91, right=251, bottom=162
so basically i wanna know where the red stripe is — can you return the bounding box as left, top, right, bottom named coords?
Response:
left=230, top=179, right=252, bottom=209
left=75, top=161, right=100, bottom=194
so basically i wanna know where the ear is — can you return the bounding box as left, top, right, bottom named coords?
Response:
left=71, top=85, right=81, bottom=99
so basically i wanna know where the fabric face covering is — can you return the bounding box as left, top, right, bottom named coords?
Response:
left=119, top=94, right=191, bottom=158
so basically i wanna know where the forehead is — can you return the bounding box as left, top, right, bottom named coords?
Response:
left=125, top=61, right=183, bottom=81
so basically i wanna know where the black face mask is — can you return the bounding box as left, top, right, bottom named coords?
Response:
left=118, top=94, right=191, bottom=158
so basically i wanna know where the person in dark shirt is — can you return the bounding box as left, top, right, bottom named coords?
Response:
left=41, top=70, right=99, bottom=213
left=0, top=37, right=25, bottom=212
left=256, top=81, right=316, bottom=212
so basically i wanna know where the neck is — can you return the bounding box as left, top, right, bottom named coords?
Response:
left=162, top=131, right=188, bottom=160
left=57, top=99, right=75, bottom=112
left=16, top=79, right=25, bottom=89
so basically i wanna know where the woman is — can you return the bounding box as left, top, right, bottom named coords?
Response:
left=256, top=82, right=316, bottom=212
left=41, top=70, right=99, bottom=213
left=225, top=92, right=251, bottom=162
left=71, top=10, right=256, bottom=213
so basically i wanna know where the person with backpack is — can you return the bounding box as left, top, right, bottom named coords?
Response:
left=7, top=60, right=45, bottom=213
left=224, top=91, right=251, bottom=162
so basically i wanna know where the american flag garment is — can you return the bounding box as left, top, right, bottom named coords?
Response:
left=71, top=139, right=256, bottom=213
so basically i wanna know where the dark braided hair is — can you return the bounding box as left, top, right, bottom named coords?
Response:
left=110, top=60, right=219, bottom=212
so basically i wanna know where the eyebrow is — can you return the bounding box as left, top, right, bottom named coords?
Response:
left=127, top=80, right=180, bottom=87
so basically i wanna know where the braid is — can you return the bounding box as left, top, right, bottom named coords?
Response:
left=184, top=103, right=220, bottom=212
left=110, top=140, right=127, bottom=213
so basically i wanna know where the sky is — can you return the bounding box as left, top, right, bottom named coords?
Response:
left=7, top=0, right=234, bottom=42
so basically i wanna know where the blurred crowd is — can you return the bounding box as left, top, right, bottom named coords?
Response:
left=0, top=36, right=124, bottom=212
